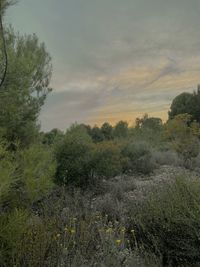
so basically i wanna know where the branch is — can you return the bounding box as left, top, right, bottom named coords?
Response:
left=0, top=0, right=8, bottom=89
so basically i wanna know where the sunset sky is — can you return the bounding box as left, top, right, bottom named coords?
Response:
left=6, top=0, right=200, bottom=131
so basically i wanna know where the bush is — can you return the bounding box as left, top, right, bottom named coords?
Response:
left=122, top=142, right=156, bottom=175
left=91, top=141, right=122, bottom=179
left=0, top=141, right=17, bottom=204
left=18, top=144, right=56, bottom=204
left=151, top=150, right=181, bottom=166
left=55, top=125, right=94, bottom=187
left=165, top=114, right=200, bottom=164
left=130, top=177, right=200, bottom=266
left=0, top=142, right=56, bottom=266
left=0, top=208, right=30, bottom=266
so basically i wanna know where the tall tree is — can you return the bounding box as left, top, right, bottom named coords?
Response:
left=168, top=86, right=200, bottom=123
left=101, top=122, right=113, bottom=140
left=114, top=121, right=128, bottom=138
left=0, top=28, right=52, bottom=146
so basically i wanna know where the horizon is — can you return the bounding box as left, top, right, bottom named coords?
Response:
left=6, top=0, right=200, bottom=131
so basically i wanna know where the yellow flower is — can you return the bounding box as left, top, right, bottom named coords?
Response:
left=115, top=239, right=122, bottom=245
left=70, top=229, right=76, bottom=234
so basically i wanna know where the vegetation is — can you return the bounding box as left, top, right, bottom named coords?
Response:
left=131, top=177, right=200, bottom=266
left=169, top=85, right=200, bottom=123
left=1, top=1, right=200, bottom=266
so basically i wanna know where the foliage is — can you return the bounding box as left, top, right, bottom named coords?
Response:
left=0, top=0, right=17, bottom=15
left=135, top=114, right=163, bottom=131
left=114, top=121, right=128, bottom=138
left=101, top=122, right=113, bottom=140
left=90, top=125, right=104, bottom=143
left=131, top=114, right=165, bottom=149
left=121, top=141, right=156, bottom=174
left=151, top=149, right=181, bottom=166
left=169, top=86, right=200, bottom=123
left=42, top=128, right=64, bottom=146
left=1, top=187, right=160, bottom=267
left=18, top=144, right=56, bottom=204
left=130, top=177, right=200, bottom=266
left=0, top=27, right=52, bottom=146
left=2, top=1, right=200, bottom=266
left=165, top=113, right=200, bottom=163
left=0, top=208, right=29, bottom=266
left=0, top=141, right=56, bottom=266
left=0, top=141, right=17, bottom=204
left=91, top=141, right=122, bottom=179
left=55, top=124, right=94, bottom=187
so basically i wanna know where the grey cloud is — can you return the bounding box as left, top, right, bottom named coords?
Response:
left=8, top=0, right=200, bottom=130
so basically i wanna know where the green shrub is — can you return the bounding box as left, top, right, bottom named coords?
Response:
left=130, top=177, right=200, bottom=266
left=55, top=125, right=94, bottom=187
left=0, top=208, right=30, bottom=266
left=165, top=114, right=200, bottom=164
left=0, top=142, right=17, bottom=204
left=122, top=142, right=155, bottom=174
left=18, top=144, right=56, bottom=204
left=151, top=150, right=181, bottom=166
left=0, top=142, right=56, bottom=266
left=91, top=141, right=122, bottom=179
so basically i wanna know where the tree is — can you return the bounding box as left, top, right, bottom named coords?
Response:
left=42, top=128, right=64, bottom=146
left=169, top=92, right=194, bottom=120
left=90, top=125, right=104, bottom=143
left=169, top=86, right=200, bottom=123
left=0, top=28, right=52, bottom=146
left=135, top=114, right=162, bottom=131
left=0, top=0, right=17, bottom=14
left=101, top=122, right=113, bottom=140
left=114, top=121, right=128, bottom=138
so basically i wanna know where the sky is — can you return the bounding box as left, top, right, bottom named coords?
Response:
left=6, top=0, right=200, bottom=131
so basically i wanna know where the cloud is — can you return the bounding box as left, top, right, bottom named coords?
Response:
left=10, top=0, right=200, bottom=130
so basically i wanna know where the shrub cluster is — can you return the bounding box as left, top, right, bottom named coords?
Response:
left=121, top=141, right=156, bottom=175
left=129, top=177, right=200, bottom=266
left=0, top=142, right=56, bottom=266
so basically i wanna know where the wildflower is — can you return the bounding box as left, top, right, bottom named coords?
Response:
left=115, top=239, right=122, bottom=245
left=131, top=229, right=135, bottom=234
left=70, top=229, right=76, bottom=234
left=56, top=233, right=61, bottom=238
